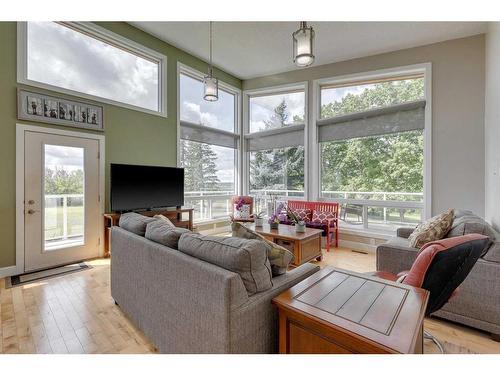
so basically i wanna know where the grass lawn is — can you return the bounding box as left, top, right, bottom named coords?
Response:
left=45, top=205, right=84, bottom=240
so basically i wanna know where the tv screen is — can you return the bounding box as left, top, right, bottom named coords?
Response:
left=110, top=164, right=184, bottom=212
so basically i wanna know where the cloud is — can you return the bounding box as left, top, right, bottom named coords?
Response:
left=249, top=92, right=305, bottom=132
left=44, top=144, right=83, bottom=171
left=27, top=22, right=159, bottom=111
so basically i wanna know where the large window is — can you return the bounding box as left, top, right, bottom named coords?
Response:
left=318, top=75, right=426, bottom=231
left=179, top=67, right=239, bottom=222
left=246, top=88, right=306, bottom=214
left=20, top=22, right=165, bottom=114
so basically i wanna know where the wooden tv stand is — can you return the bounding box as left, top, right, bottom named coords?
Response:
left=103, top=208, right=194, bottom=258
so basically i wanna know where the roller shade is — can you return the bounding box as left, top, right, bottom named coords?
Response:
left=180, top=121, right=239, bottom=149
left=317, top=100, right=426, bottom=143
left=245, top=124, right=305, bottom=151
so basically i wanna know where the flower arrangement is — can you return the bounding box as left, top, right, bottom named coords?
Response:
left=286, top=207, right=306, bottom=232
left=254, top=210, right=266, bottom=226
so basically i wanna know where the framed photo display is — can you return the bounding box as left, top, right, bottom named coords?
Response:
left=18, top=89, right=104, bottom=131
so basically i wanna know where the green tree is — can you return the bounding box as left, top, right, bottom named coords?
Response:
left=44, top=168, right=84, bottom=195
left=180, top=140, right=220, bottom=192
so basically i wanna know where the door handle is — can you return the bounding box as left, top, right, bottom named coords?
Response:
left=26, top=209, right=40, bottom=214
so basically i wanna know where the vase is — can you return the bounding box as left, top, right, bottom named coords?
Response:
left=295, top=222, right=306, bottom=233
left=255, top=218, right=264, bottom=227
left=270, top=222, right=279, bottom=230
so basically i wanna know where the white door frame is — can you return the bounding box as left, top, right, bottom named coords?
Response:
left=16, top=124, right=105, bottom=275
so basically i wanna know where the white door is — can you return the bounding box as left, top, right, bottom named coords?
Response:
left=24, top=131, right=100, bottom=272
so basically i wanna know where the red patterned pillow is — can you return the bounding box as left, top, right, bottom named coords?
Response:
left=312, top=210, right=336, bottom=225
left=292, top=208, right=312, bottom=222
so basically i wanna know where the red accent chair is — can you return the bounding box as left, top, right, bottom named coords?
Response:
left=286, top=200, right=340, bottom=251
left=372, top=233, right=489, bottom=353
left=230, top=196, right=254, bottom=223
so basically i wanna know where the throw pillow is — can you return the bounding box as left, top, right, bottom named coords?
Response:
left=312, top=210, right=336, bottom=225
left=292, top=208, right=312, bottom=222
left=119, top=212, right=156, bottom=236
left=154, top=214, right=176, bottom=228
left=408, top=209, right=454, bottom=248
left=231, top=222, right=294, bottom=276
left=145, top=219, right=190, bottom=250
left=178, top=233, right=273, bottom=295
left=234, top=204, right=251, bottom=219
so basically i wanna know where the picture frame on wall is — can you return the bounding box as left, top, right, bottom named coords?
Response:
left=18, top=89, right=104, bottom=131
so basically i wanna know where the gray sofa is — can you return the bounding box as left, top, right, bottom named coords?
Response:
left=377, top=211, right=500, bottom=339
left=110, top=225, right=319, bottom=353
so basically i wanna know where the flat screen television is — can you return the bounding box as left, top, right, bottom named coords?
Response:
left=110, top=163, right=184, bottom=212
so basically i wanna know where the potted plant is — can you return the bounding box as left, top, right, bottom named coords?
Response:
left=254, top=211, right=265, bottom=227
left=268, top=202, right=285, bottom=229
left=287, top=207, right=306, bottom=233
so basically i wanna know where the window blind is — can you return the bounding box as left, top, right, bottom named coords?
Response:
left=317, top=100, right=426, bottom=142
left=245, top=124, right=305, bottom=151
left=180, top=120, right=239, bottom=149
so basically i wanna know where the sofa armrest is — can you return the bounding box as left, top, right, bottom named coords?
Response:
left=396, top=227, right=416, bottom=239
left=229, top=262, right=320, bottom=353
left=376, top=237, right=418, bottom=274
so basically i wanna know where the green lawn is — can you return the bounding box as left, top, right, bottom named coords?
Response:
left=44, top=205, right=84, bottom=240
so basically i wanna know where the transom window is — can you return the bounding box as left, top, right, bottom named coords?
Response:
left=19, top=22, right=165, bottom=115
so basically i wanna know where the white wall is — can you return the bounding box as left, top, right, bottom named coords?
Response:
left=244, top=35, right=486, bottom=217
left=485, top=23, right=500, bottom=230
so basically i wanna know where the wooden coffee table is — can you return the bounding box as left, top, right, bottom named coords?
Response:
left=245, top=223, right=323, bottom=266
left=272, top=267, right=429, bottom=354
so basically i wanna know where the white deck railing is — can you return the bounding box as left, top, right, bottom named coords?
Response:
left=184, top=189, right=423, bottom=230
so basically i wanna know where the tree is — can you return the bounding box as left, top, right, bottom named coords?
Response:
left=180, top=140, right=220, bottom=192
left=44, top=168, right=84, bottom=195
left=320, top=78, right=424, bottom=195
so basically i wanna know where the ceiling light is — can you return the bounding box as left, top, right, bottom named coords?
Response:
left=204, top=21, right=218, bottom=101
left=292, top=21, right=315, bottom=67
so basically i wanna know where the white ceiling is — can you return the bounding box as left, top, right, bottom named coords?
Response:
left=131, top=22, right=487, bottom=80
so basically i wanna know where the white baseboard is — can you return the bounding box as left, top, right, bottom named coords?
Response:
left=0, top=265, right=18, bottom=278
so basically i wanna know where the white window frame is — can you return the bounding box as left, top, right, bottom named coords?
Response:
left=243, top=82, right=309, bottom=199
left=177, top=62, right=242, bottom=223
left=312, top=63, right=432, bottom=223
left=17, top=21, right=167, bottom=117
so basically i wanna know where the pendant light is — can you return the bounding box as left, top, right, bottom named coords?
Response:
left=204, top=21, right=218, bottom=101
left=292, top=21, right=315, bottom=67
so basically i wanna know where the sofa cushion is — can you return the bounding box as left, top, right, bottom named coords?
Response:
left=447, top=214, right=497, bottom=240
left=408, top=209, right=454, bottom=248
left=154, top=214, right=176, bottom=228
left=311, top=210, right=336, bottom=225
left=231, top=222, right=294, bottom=276
left=119, top=212, right=156, bottom=236
left=292, top=208, right=312, bottom=222
left=483, top=242, right=500, bottom=263
left=145, top=219, right=191, bottom=250
left=234, top=204, right=251, bottom=219
left=178, top=233, right=273, bottom=295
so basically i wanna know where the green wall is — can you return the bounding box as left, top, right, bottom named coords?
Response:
left=0, top=22, right=241, bottom=268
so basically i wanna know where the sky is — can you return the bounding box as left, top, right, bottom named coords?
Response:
left=249, top=92, right=305, bottom=132
left=45, top=144, right=84, bottom=173
left=27, top=22, right=159, bottom=111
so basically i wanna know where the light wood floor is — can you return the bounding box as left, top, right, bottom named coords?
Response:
left=1, top=248, right=499, bottom=354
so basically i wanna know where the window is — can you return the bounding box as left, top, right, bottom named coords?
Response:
left=246, top=87, right=306, bottom=214
left=19, top=22, right=165, bottom=114
left=178, top=67, right=239, bottom=222
left=249, top=91, right=305, bottom=132
left=318, top=75, right=426, bottom=231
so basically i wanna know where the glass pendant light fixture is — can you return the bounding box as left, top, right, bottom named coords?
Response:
left=292, top=21, right=315, bottom=67
left=204, top=21, right=218, bottom=101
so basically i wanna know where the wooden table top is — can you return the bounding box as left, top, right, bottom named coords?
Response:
left=273, top=267, right=429, bottom=354
left=245, top=223, right=323, bottom=241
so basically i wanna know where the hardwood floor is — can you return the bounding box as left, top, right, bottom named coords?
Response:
left=0, top=259, right=156, bottom=354
left=1, top=247, right=499, bottom=354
